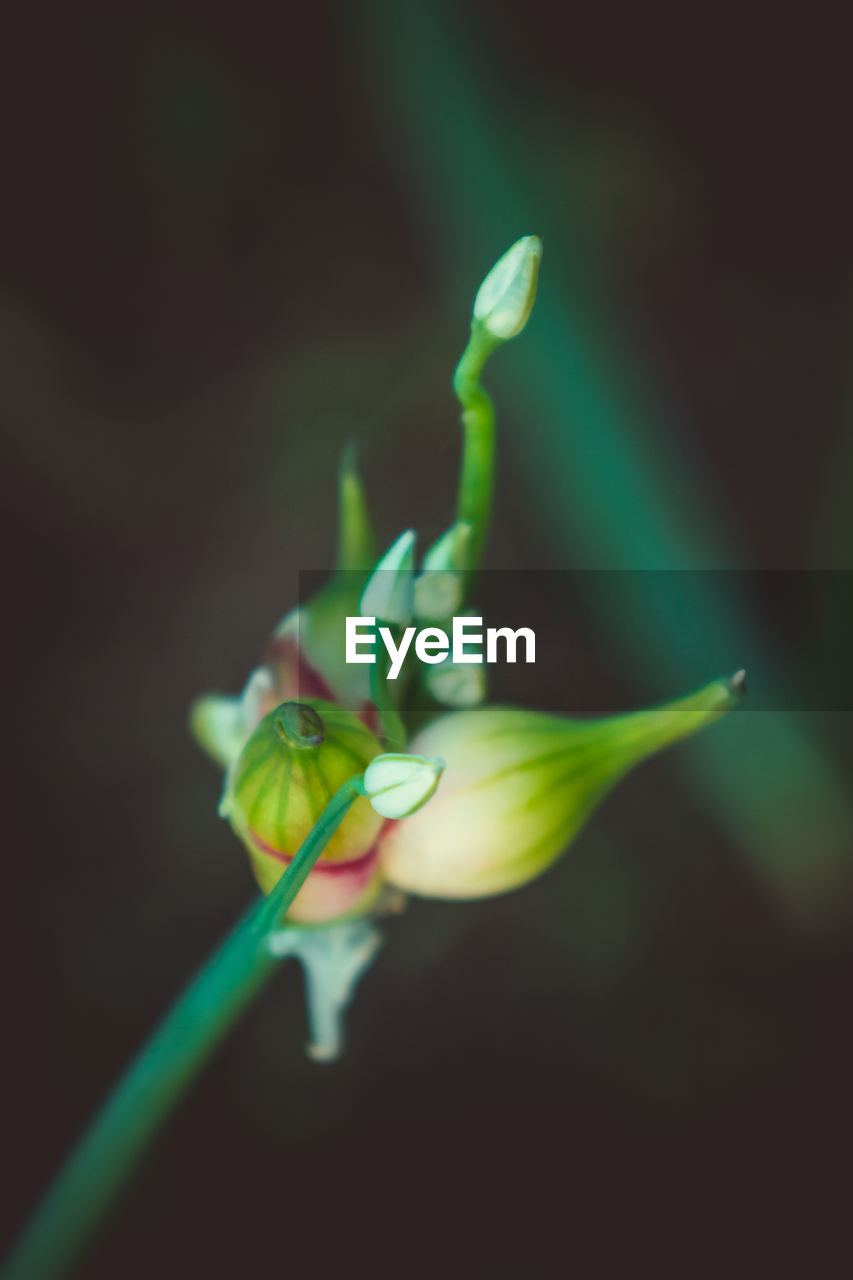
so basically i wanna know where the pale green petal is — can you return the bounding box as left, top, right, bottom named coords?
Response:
left=189, top=695, right=247, bottom=769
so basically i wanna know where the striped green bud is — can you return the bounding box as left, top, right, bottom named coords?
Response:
left=221, top=699, right=384, bottom=923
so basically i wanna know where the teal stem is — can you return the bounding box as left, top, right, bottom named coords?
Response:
left=1, top=778, right=365, bottom=1280
left=452, top=322, right=500, bottom=576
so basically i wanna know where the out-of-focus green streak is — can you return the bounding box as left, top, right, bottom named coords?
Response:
left=349, top=0, right=852, bottom=922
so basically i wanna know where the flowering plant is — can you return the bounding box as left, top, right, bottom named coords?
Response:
left=187, top=233, right=743, bottom=1056
left=3, top=238, right=743, bottom=1280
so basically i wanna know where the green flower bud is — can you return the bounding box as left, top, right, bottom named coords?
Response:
left=413, top=571, right=463, bottom=623
left=421, top=523, right=471, bottom=574
left=473, top=235, right=542, bottom=341
left=413, top=523, right=471, bottom=622
left=360, top=529, right=417, bottom=624
left=379, top=674, right=745, bottom=900
left=424, top=659, right=487, bottom=708
left=364, top=753, right=445, bottom=819
left=190, top=667, right=276, bottom=769
left=267, top=444, right=376, bottom=713
left=222, top=699, right=384, bottom=923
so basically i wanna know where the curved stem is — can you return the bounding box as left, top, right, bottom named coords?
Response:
left=453, top=323, right=500, bottom=576
left=2, top=778, right=365, bottom=1280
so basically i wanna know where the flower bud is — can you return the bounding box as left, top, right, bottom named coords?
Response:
left=414, top=523, right=470, bottom=622
left=473, top=235, right=542, bottom=341
left=424, top=524, right=469, bottom=572
left=364, top=753, right=445, bottom=819
left=222, top=699, right=384, bottom=923
left=379, top=675, right=744, bottom=899
left=413, top=571, right=463, bottom=623
left=424, top=659, right=487, bottom=708
left=190, top=667, right=277, bottom=769
left=360, top=529, right=417, bottom=624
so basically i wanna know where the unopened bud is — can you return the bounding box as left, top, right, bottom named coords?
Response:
left=222, top=699, right=385, bottom=923
left=380, top=675, right=744, bottom=899
left=190, top=666, right=276, bottom=769
left=363, top=753, right=445, bottom=819
left=473, top=235, right=542, bottom=341
left=424, top=659, right=487, bottom=708
left=360, top=530, right=417, bottom=625
left=414, top=524, right=470, bottom=621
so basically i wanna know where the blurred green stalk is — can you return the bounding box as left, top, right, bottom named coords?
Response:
left=349, top=0, right=852, bottom=920
left=1, top=780, right=364, bottom=1280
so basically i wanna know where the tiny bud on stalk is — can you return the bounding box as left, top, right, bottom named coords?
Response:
left=473, top=235, right=543, bottom=341
left=364, top=753, right=445, bottom=819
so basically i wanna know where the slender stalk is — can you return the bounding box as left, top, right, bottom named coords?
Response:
left=2, top=778, right=365, bottom=1280
left=350, top=0, right=853, bottom=920
left=452, top=323, right=499, bottom=576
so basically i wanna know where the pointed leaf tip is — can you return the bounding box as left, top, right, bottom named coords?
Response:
left=728, top=669, right=747, bottom=698
left=337, top=442, right=375, bottom=573
left=360, top=529, right=417, bottom=624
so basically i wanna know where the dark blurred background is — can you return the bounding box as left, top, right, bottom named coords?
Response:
left=2, top=1, right=852, bottom=1275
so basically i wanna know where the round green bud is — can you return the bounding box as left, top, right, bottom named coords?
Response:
left=222, top=699, right=385, bottom=923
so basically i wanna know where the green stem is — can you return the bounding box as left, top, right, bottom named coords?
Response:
left=2, top=778, right=365, bottom=1280
left=452, top=323, right=500, bottom=575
